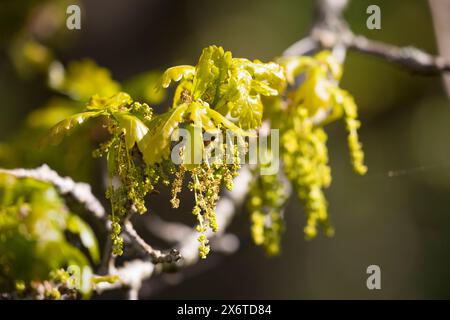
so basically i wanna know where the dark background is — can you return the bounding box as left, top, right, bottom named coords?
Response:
left=1, top=0, right=450, bottom=299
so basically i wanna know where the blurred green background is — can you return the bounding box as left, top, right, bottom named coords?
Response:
left=1, top=0, right=450, bottom=299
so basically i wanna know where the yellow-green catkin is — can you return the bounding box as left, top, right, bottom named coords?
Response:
left=278, top=51, right=367, bottom=240
left=247, top=167, right=287, bottom=256
left=281, top=110, right=333, bottom=239
left=341, top=92, right=367, bottom=175
left=187, top=142, right=242, bottom=259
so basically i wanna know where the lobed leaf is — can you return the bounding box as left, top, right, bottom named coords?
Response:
left=161, top=66, right=195, bottom=88
left=141, top=103, right=189, bottom=165
left=66, top=214, right=100, bottom=263
left=52, top=59, right=121, bottom=101
left=43, top=110, right=104, bottom=145
left=116, top=113, right=149, bottom=150
left=86, top=92, right=132, bottom=111
left=193, top=45, right=232, bottom=102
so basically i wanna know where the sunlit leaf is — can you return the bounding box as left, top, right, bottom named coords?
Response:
left=52, top=59, right=121, bottom=101
left=278, top=55, right=315, bottom=84
left=26, top=98, right=81, bottom=130
left=86, top=92, right=132, bottom=111
left=206, top=107, right=255, bottom=137
left=161, top=66, right=195, bottom=88
left=66, top=214, right=100, bottom=263
left=183, top=124, right=204, bottom=169
left=192, top=45, right=232, bottom=101
left=141, top=103, right=189, bottom=165
left=43, top=111, right=104, bottom=145
left=116, top=113, right=149, bottom=150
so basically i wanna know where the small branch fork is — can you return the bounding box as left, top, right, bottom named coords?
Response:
left=347, top=35, right=450, bottom=74
left=284, top=0, right=450, bottom=75
left=123, top=220, right=181, bottom=264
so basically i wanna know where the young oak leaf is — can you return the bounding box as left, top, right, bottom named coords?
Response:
left=51, top=59, right=121, bottom=101
left=205, top=106, right=254, bottom=137
left=66, top=214, right=100, bottom=264
left=161, top=46, right=286, bottom=131
left=86, top=92, right=133, bottom=112
left=161, top=66, right=195, bottom=89
left=139, top=100, right=255, bottom=166
left=115, top=113, right=149, bottom=150
left=278, top=55, right=315, bottom=84
left=240, top=59, right=286, bottom=95
left=44, top=92, right=150, bottom=149
left=279, top=51, right=343, bottom=117
left=141, top=103, right=190, bottom=165
left=214, top=56, right=286, bottom=129
left=192, top=46, right=232, bottom=102
left=43, top=110, right=105, bottom=145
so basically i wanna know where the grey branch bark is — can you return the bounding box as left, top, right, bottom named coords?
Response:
left=428, top=0, right=450, bottom=96
left=124, top=220, right=181, bottom=264
left=346, top=35, right=450, bottom=74
left=285, top=0, right=450, bottom=76
left=94, top=259, right=155, bottom=299
left=0, top=164, right=105, bottom=219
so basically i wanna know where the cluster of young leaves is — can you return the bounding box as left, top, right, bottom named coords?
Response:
left=159, top=45, right=286, bottom=257
left=0, top=172, right=99, bottom=298
left=44, top=45, right=286, bottom=259
left=148, top=45, right=285, bottom=163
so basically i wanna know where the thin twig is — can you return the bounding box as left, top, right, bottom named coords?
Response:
left=286, top=0, right=450, bottom=75
left=283, top=36, right=318, bottom=57
left=123, top=220, right=181, bottom=264
left=346, top=34, right=450, bottom=74
left=94, top=259, right=154, bottom=299
left=144, top=215, right=193, bottom=244
left=0, top=164, right=106, bottom=219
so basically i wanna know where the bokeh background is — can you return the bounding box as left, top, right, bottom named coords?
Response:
left=1, top=0, right=450, bottom=299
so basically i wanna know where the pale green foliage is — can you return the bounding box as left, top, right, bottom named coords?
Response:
left=0, top=173, right=98, bottom=297
left=0, top=59, right=124, bottom=184
left=51, top=59, right=121, bottom=101
left=246, top=51, right=367, bottom=246
left=10, top=39, right=54, bottom=77
left=161, top=66, right=195, bottom=88
left=140, top=101, right=248, bottom=165
left=45, top=46, right=287, bottom=259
